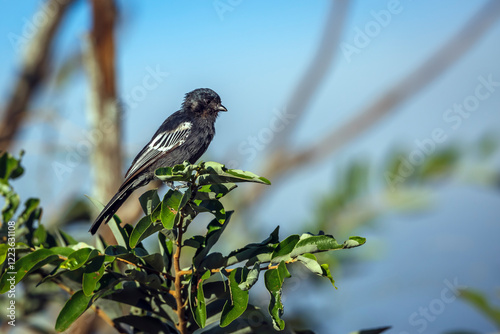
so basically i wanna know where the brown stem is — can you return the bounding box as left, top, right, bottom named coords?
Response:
left=173, top=215, right=187, bottom=334
left=176, top=267, right=233, bottom=276
left=177, top=258, right=301, bottom=277
left=114, top=256, right=176, bottom=282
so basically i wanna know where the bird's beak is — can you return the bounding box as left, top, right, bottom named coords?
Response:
left=218, top=105, right=228, bottom=112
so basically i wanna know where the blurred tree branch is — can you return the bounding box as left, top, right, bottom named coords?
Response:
left=84, top=0, right=121, bottom=241
left=0, top=0, right=75, bottom=151
left=274, top=0, right=350, bottom=147
left=238, top=0, right=500, bottom=209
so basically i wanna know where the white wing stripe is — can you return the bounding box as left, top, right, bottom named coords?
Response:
left=148, top=122, right=192, bottom=152
left=172, top=131, right=182, bottom=144
left=156, top=132, right=171, bottom=149
left=125, top=122, right=192, bottom=179
left=149, top=132, right=165, bottom=147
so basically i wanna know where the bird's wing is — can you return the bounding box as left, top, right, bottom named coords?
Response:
left=121, top=121, right=192, bottom=187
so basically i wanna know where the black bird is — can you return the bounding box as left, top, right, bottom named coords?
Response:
left=89, top=88, right=227, bottom=235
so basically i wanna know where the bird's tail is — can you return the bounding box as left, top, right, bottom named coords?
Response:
left=89, top=185, right=134, bottom=235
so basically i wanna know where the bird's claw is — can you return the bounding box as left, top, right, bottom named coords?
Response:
left=172, top=181, right=190, bottom=191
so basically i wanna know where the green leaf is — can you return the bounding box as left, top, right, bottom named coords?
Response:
left=199, top=252, right=225, bottom=270
left=37, top=265, right=70, bottom=287
left=139, top=253, right=165, bottom=273
left=104, top=245, right=128, bottom=256
left=17, top=198, right=40, bottom=226
left=238, top=262, right=261, bottom=291
left=192, top=199, right=226, bottom=224
left=343, top=160, right=369, bottom=200
left=297, top=253, right=323, bottom=275
left=104, top=245, right=138, bottom=264
left=419, top=147, right=459, bottom=180
left=271, top=235, right=300, bottom=263
left=344, top=236, right=366, bottom=248
left=198, top=161, right=271, bottom=185
left=349, top=326, right=392, bottom=334
left=129, top=215, right=163, bottom=248
left=179, top=187, right=192, bottom=210
left=154, top=162, right=194, bottom=182
left=190, top=270, right=211, bottom=328
left=114, top=315, right=176, bottom=333
left=193, top=211, right=233, bottom=268
left=478, top=134, right=497, bottom=158
left=460, top=289, right=500, bottom=327
left=86, top=195, right=128, bottom=248
left=297, top=253, right=336, bottom=287
left=61, top=248, right=99, bottom=271
left=95, top=234, right=107, bottom=253
left=289, top=234, right=365, bottom=259
left=55, top=290, right=92, bottom=332
left=138, top=189, right=161, bottom=215
left=0, top=244, right=7, bottom=265
left=103, top=280, right=176, bottom=317
left=320, top=263, right=336, bottom=287
left=158, top=232, right=174, bottom=273
left=0, top=151, right=24, bottom=182
left=184, top=235, right=204, bottom=249
left=145, top=274, right=165, bottom=290
left=264, top=261, right=291, bottom=330
left=20, top=207, right=42, bottom=246
left=107, top=214, right=129, bottom=249
left=225, top=226, right=280, bottom=267
left=58, top=229, right=78, bottom=246
left=32, top=224, right=47, bottom=246
left=0, top=249, right=59, bottom=293
left=220, top=267, right=250, bottom=327
left=224, top=169, right=271, bottom=185
left=82, top=256, right=106, bottom=296
left=160, top=189, right=183, bottom=229
left=225, top=231, right=364, bottom=269
left=1, top=189, right=20, bottom=223
left=291, top=233, right=341, bottom=256
left=50, top=247, right=77, bottom=257
left=194, top=183, right=237, bottom=200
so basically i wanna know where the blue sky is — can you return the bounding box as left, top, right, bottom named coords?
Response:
left=1, top=1, right=500, bottom=333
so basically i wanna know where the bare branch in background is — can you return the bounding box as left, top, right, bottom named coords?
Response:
left=0, top=0, right=75, bottom=151
left=274, top=0, right=350, bottom=147
left=238, top=0, right=500, bottom=209
left=84, top=0, right=121, bottom=240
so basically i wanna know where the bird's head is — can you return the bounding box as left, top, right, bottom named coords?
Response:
left=182, top=88, right=227, bottom=117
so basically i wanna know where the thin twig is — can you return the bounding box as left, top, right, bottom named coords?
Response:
left=177, top=258, right=301, bottom=276
left=114, top=256, right=176, bottom=282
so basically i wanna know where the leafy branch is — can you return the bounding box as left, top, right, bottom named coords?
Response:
left=0, top=152, right=374, bottom=334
